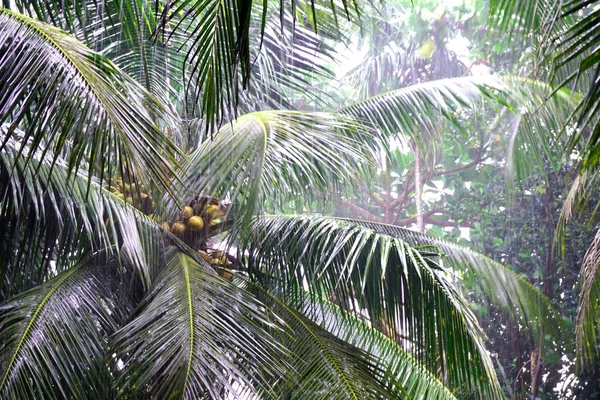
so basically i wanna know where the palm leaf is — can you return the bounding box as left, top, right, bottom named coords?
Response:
left=247, top=215, right=502, bottom=398
left=576, top=225, right=600, bottom=369
left=96, top=2, right=191, bottom=124
left=0, top=8, right=181, bottom=196
left=340, top=76, right=503, bottom=139
left=181, top=110, right=368, bottom=228
left=341, top=75, right=577, bottom=187
left=0, top=254, right=134, bottom=399
left=488, top=1, right=600, bottom=180
left=350, top=218, right=564, bottom=342
left=562, top=169, right=600, bottom=369
left=11, top=0, right=117, bottom=38
left=153, top=0, right=249, bottom=132
left=496, top=78, right=578, bottom=185
left=293, top=293, right=459, bottom=400
left=0, top=125, right=172, bottom=299
left=156, top=0, right=358, bottom=132
left=247, top=283, right=409, bottom=400
left=184, top=6, right=342, bottom=148
left=111, top=250, right=288, bottom=399
left=488, top=0, right=566, bottom=44
left=238, top=6, right=339, bottom=113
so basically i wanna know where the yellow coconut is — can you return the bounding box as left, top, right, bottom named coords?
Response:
left=181, top=206, right=194, bottom=221
left=171, top=222, right=186, bottom=237
left=211, top=252, right=228, bottom=265
left=187, top=215, right=205, bottom=232
left=205, top=204, right=219, bottom=217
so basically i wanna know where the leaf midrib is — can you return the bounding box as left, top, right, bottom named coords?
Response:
left=0, top=265, right=80, bottom=392
left=182, top=257, right=195, bottom=395
left=1, top=9, right=109, bottom=123
left=268, top=294, right=360, bottom=399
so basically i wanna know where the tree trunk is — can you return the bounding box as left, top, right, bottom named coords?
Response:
left=414, top=144, right=424, bottom=232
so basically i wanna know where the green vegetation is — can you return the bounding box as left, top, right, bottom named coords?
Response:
left=1, top=0, right=600, bottom=398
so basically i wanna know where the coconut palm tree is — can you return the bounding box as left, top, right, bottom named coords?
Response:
left=0, top=1, right=566, bottom=398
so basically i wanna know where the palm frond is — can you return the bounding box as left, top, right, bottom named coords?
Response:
left=338, top=76, right=518, bottom=165
left=497, top=78, right=578, bottom=185
left=152, top=0, right=249, bottom=132
left=341, top=75, right=577, bottom=187
left=182, top=110, right=368, bottom=228
left=95, top=3, right=191, bottom=125
left=155, top=0, right=358, bottom=132
left=239, top=7, right=339, bottom=113
left=350, top=218, right=564, bottom=342
left=576, top=224, right=600, bottom=369
left=488, top=0, right=565, bottom=42
left=0, top=8, right=181, bottom=196
left=0, top=125, right=172, bottom=299
left=0, top=255, right=134, bottom=400
left=247, top=284, right=409, bottom=400
left=111, top=250, right=288, bottom=399
left=341, top=76, right=495, bottom=141
left=488, top=0, right=600, bottom=179
left=11, top=0, right=117, bottom=39
left=549, top=2, right=600, bottom=179
left=247, top=215, right=502, bottom=398
left=297, top=294, right=459, bottom=400
left=562, top=169, right=600, bottom=369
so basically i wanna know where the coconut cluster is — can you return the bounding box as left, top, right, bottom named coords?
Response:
left=109, top=180, right=233, bottom=279
left=198, top=249, right=233, bottom=279
left=110, top=180, right=153, bottom=215
left=166, top=199, right=226, bottom=241
left=166, top=200, right=232, bottom=280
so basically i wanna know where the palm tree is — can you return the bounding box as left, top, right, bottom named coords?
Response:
left=489, top=0, right=600, bottom=372
left=0, top=1, right=564, bottom=398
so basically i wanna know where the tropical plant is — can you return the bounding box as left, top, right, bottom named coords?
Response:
left=489, top=0, right=600, bottom=377
left=0, top=1, right=565, bottom=399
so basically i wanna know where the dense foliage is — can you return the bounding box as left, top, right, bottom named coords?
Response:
left=1, top=0, right=600, bottom=399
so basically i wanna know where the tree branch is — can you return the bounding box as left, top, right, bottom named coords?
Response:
left=390, top=169, right=416, bottom=209
left=414, top=144, right=424, bottom=232
left=358, top=180, right=386, bottom=208
left=434, top=149, right=487, bottom=177
left=394, top=209, right=473, bottom=228
left=338, top=198, right=387, bottom=223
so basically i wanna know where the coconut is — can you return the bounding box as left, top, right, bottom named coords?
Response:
left=187, top=215, right=205, bottom=232
left=171, top=222, right=186, bottom=237
left=181, top=206, right=194, bottom=221
left=211, top=252, right=228, bottom=265
left=204, top=204, right=219, bottom=217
